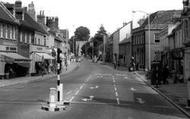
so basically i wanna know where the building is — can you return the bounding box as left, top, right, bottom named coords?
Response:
left=132, top=10, right=181, bottom=70
left=181, top=0, right=190, bottom=82
left=119, top=37, right=131, bottom=67
left=5, top=1, right=53, bottom=75
left=0, top=2, right=30, bottom=78
left=27, top=1, right=36, bottom=20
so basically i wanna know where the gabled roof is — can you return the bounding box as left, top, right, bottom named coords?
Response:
left=133, top=10, right=182, bottom=32
left=119, top=37, right=131, bottom=45
left=0, top=2, right=18, bottom=24
left=20, top=13, right=47, bottom=34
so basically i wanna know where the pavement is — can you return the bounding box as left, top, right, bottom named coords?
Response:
left=0, top=61, right=79, bottom=88
left=134, top=70, right=190, bottom=115
left=99, top=61, right=190, bottom=116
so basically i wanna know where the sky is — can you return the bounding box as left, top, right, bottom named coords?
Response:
left=2, top=0, right=183, bottom=37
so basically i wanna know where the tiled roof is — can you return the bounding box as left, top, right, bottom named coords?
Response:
left=141, top=10, right=182, bottom=29
left=119, top=37, right=131, bottom=44
left=0, top=2, right=18, bottom=24
left=20, top=13, right=47, bottom=34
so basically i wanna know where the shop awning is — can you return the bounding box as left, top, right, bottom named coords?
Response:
left=36, top=53, right=54, bottom=60
left=0, top=52, right=30, bottom=63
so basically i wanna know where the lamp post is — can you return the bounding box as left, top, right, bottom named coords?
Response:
left=132, top=10, right=151, bottom=70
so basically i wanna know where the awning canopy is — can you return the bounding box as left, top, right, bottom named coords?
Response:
left=0, top=52, right=30, bottom=63
left=36, top=53, right=54, bottom=60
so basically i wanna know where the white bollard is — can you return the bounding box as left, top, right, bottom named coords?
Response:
left=49, top=88, right=57, bottom=109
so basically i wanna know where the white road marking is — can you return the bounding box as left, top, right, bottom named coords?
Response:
left=68, top=75, right=92, bottom=102
left=89, top=96, right=94, bottom=100
left=80, top=85, right=83, bottom=90
left=124, top=76, right=129, bottom=79
left=116, top=98, right=120, bottom=104
left=130, top=87, right=136, bottom=91
left=95, top=85, right=99, bottom=88
left=81, top=98, right=88, bottom=102
left=114, top=87, right=117, bottom=91
left=75, top=90, right=80, bottom=95
left=69, top=96, right=74, bottom=102
left=66, top=91, right=72, bottom=95
left=115, top=92, right=118, bottom=97
left=136, top=98, right=145, bottom=104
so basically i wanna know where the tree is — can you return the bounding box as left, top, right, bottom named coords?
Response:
left=81, top=42, right=91, bottom=56
left=93, top=25, right=107, bottom=56
left=69, top=36, right=76, bottom=55
left=74, top=26, right=90, bottom=41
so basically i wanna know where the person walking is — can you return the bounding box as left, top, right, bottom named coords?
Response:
left=162, top=65, right=169, bottom=84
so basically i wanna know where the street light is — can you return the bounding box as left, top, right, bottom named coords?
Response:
left=132, top=10, right=151, bottom=70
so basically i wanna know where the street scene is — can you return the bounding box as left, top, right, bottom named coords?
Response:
left=0, top=0, right=190, bottom=119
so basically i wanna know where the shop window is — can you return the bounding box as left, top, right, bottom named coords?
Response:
left=154, top=33, right=160, bottom=43
left=5, top=25, right=8, bottom=39
left=0, top=24, right=1, bottom=38
left=10, top=26, right=12, bottom=39
left=20, top=32, right=22, bottom=42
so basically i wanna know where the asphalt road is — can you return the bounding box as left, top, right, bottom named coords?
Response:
left=0, top=59, right=188, bottom=119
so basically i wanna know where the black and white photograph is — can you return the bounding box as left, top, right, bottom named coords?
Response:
left=0, top=0, right=190, bottom=118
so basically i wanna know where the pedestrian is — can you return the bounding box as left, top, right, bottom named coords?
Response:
left=162, top=65, right=169, bottom=84
left=65, top=57, right=68, bottom=71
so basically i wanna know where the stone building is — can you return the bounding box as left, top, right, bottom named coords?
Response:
left=132, top=10, right=181, bottom=70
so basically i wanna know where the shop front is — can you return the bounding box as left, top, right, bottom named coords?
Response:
left=29, top=45, right=54, bottom=75
left=0, top=45, right=30, bottom=79
left=184, top=47, right=190, bottom=82
left=171, top=48, right=184, bottom=83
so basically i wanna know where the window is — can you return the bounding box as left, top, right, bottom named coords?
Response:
left=20, top=32, right=22, bottom=42
left=12, top=27, right=15, bottom=40
left=154, top=33, right=160, bottom=43
left=38, top=38, right=40, bottom=45
left=44, top=36, right=46, bottom=46
left=0, top=23, right=2, bottom=38
left=29, top=34, right=31, bottom=44
left=7, top=25, right=10, bottom=39
left=5, top=25, right=8, bottom=39
left=25, top=33, right=27, bottom=43
left=10, top=26, right=12, bottom=39
left=3, top=24, right=5, bottom=38
left=35, top=37, right=37, bottom=44
left=22, top=32, right=25, bottom=43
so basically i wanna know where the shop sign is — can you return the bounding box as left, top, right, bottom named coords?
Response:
left=0, top=45, right=17, bottom=52
left=30, top=45, right=48, bottom=53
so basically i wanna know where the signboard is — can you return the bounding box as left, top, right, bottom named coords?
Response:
left=30, top=45, right=50, bottom=53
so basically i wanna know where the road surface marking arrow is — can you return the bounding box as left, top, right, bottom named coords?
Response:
left=116, top=98, right=120, bottom=104
left=81, top=98, right=88, bottom=102
left=130, top=87, right=136, bottom=91
left=136, top=98, right=145, bottom=104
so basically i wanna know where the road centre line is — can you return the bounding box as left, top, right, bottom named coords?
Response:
left=114, top=87, right=117, bottom=91
left=115, top=92, right=118, bottom=97
left=75, top=90, right=80, bottom=95
left=66, top=91, right=72, bottom=95
left=68, top=75, right=92, bottom=102
left=116, top=98, right=120, bottom=104
left=69, top=96, right=74, bottom=102
left=80, top=85, right=83, bottom=90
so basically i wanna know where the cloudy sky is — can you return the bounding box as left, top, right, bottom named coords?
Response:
left=2, top=0, right=183, bottom=37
